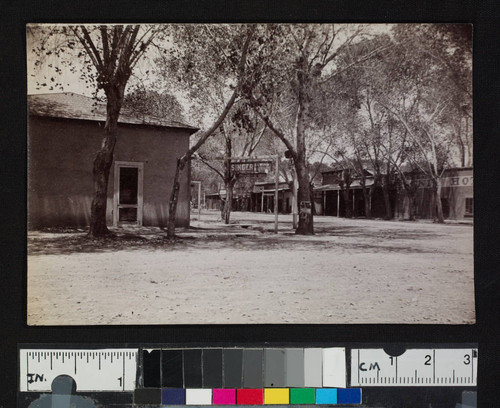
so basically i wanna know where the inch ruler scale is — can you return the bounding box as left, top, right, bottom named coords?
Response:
left=19, top=349, right=138, bottom=392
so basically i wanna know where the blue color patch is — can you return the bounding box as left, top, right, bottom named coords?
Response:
left=315, top=388, right=337, bottom=404
left=338, top=388, right=362, bottom=404
left=162, top=388, right=186, bottom=405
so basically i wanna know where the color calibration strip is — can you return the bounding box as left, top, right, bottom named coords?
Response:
left=142, top=348, right=346, bottom=389
left=135, top=348, right=358, bottom=405
left=134, top=387, right=362, bottom=405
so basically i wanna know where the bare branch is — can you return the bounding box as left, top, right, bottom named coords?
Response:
left=197, top=155, right=225, bottom=179
left=72, top=26, right=103, bottom=73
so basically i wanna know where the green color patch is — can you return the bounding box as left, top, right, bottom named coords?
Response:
left=290, top=388, right=316, bottom=404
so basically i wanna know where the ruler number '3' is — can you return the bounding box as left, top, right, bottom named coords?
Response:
left=464, top=354, right=471, bottom=365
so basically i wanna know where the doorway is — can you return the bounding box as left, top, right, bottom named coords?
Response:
left=113, top=161, right=144, bottom=226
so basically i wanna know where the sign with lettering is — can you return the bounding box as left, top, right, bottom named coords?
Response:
left=443, top=175, right=473, bottom=187
left=415, top=176, right=473, bottom=189
left=231, top=160, right=271, bottom=175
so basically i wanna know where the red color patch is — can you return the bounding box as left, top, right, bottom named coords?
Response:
left=237, top=389, right=263, bottom=405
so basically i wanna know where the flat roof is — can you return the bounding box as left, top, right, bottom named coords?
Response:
left=28, top=92, right=199, bottom=133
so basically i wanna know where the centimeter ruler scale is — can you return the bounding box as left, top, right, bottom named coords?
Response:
left=351, top=348, right=477, bottom=387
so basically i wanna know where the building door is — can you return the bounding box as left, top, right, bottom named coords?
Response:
left=113, top=161, right=144, bottom=226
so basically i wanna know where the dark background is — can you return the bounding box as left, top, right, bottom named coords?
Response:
left=1, top=1, right=499, bottom=407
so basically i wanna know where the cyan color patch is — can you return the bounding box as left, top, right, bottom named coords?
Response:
left=316, top=388, right=337, bottom=404
left=338, top=388, right=362, bottom=404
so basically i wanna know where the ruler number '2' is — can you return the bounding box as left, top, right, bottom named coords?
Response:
left=424, top=355, right=432, bottom=365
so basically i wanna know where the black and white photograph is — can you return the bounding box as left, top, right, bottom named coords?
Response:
left=26, top=23, right=474, bottom=325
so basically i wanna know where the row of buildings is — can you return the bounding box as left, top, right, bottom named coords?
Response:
left=206, top=166, right=473, bottom=221
left=28, top=93, right=473, bottom=229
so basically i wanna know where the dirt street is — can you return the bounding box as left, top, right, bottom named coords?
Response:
left=27, top=212, right=474, bottom=325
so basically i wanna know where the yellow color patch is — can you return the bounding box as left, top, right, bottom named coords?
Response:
left=264, top=388, right=290, bottom=404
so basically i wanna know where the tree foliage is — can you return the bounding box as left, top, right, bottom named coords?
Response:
left=123, top=86, right=185, bottom=122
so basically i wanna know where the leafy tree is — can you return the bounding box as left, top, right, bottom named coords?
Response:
left=28, top=24, right=163, bottom=236
left=243, top=24, right=391, bottom=234
left=196, top=103, right=269, bottom=223
left=155, top=24, right=257, bottom=237
left=373, top=24, right=472, bottom=222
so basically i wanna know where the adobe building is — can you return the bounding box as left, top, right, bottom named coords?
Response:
left=28, top=92, right=198, bottom=229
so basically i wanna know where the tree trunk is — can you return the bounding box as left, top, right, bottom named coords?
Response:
left=360, top=177, right=371, bottom=218
left=295, top=161, right=314, bottom=235
left=407, top=192, right=415, bottom=221
left=221, top=129, right=235, bottom=224
left=382, top=177, right=392, bottom=220
left=434, top=178, right=445, bottom=223
left=293, top=57, right=314, bottom=235
left=401, top=181, right=417, bottom=221
left=309, top=183, right=316, bottom=216
left=362, top=185, right=372, bottom=218
left=166, top=159, right=183, bottom=238
left=88, top=89, right=122, bottom=237
left=342, top=187, right=352, bottom=218
left=222, top=180, right=235, bottom=224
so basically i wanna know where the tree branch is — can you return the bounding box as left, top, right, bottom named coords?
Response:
left=320, top=42, right=393, bottom=84
left=178, top=25, right=256, bottom=168
left=197, top=155, right=224, bottom=179
left=72, top=26, right=103, bottom=73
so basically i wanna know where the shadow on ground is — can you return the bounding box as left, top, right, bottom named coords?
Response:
left=28, top=223, right=449, bottom=256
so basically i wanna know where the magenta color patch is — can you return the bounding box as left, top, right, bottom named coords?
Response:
left=212, top=389, right=236, bottom=405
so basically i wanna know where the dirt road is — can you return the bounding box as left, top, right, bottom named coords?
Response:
left=27, top=213, right=474, bottom=325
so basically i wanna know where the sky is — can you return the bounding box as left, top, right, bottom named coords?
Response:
left=26, top=23, right=394, bottom=96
